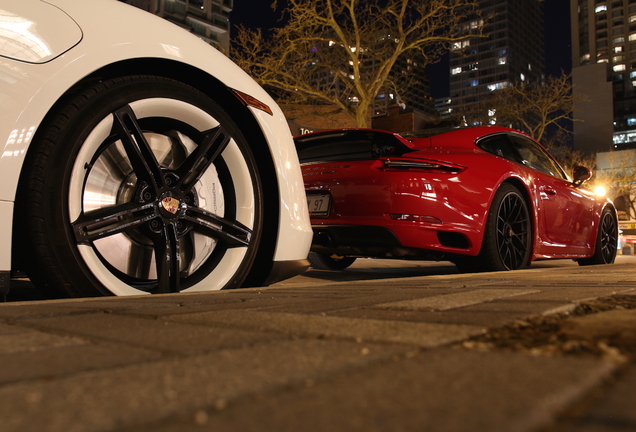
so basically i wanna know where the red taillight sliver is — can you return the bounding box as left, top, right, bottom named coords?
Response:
left=380, top=158, right=465, bottom=174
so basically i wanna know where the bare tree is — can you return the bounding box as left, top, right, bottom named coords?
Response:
left=232, top=0, right=480, bottom=128
left=456, top=74, right=583, bottom=147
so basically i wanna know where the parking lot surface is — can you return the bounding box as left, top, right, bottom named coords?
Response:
left=1, top=256, right=635, bottom=432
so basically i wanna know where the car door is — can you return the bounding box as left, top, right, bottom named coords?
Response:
left=507, top=135, right=596, bottom=247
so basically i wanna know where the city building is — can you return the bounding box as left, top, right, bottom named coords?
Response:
left=370, top=53, right=439, bottom=132
left=571, top=0, right=636, bottom=153
left=119, top=0, right=232, bottom=53
left=435, top=97, right=453, bottom=120
left=449, top=0, right=545, bottom=124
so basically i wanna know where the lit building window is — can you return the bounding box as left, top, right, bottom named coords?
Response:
left=486, top=82, right=509, bottom=91
left=498, top=56, right=507, bottom=65
left=470, top=19, right=483, bottom=29
left=628, top=118, right=636, bottom=126
left=614, top=63, right=626, bottom=71
left=451, top=67, right=462, bottom=75
left=613, top=55, right=625, bottom=62
left=630, top=33, right=636, bottom=41
left=520, top=73, right=526, bottom=81
left=581, top=53, right=591, bottom=62
left=596, top=5, right=608, bottom=13
left=452, top=40, right=470, bottom=50
left=613, top=36, right=625, bottom=44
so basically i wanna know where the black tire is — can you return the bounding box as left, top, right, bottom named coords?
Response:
left=17, top=76, right=263, bottom=297
left=578, top=207, right=618, bottom=266
left=455, top=183, right=531, bottom=273
left=307, top=252, right=356, bottom=270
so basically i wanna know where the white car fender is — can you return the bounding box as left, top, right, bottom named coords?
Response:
left=0, top=0, right=311, bottom=273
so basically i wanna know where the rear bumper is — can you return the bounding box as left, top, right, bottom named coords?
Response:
left=310, top=224, right=477, bottom=260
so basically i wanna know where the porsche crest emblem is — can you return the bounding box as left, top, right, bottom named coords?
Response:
left=160, top=197, right=180, bottom=214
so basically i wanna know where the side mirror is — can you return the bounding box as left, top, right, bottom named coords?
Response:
left=573, top=166, right=592, bottom=186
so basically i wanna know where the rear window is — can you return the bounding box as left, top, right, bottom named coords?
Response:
left=295, top=130, right=412, bottom=163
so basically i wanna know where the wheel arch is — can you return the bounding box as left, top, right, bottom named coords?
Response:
left=12, top=59, right=281, bottom=285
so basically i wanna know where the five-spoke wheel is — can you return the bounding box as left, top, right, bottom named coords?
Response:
left=17, top=76, right=263, bottom=297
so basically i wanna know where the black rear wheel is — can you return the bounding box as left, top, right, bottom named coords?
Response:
left=17, top=76, right=263, bottom=297
left=455, top=183, right=531, bottom=273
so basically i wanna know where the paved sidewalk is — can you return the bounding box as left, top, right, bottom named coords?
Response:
left=0, top=257, right=635, bottom=432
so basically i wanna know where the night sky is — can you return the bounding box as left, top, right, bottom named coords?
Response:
left=230, top=0, right=573, bottom=99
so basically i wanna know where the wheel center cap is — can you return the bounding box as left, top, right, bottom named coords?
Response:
left=503, top=224, right=514, bottom=241
left=160, top=196, right=181, bottom=215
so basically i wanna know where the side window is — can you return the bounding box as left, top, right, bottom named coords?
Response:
left=507, top=135, right=567, bottom=180
left=477, top=134, right=518, bottom=162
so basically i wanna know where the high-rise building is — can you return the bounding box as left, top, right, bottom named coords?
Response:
left=371, top=53, right=438, bottom=128
left=571, top=0, right=636, bottom=153
left=119, top=0, right=233, bottom=53
left=449, top=0, right=545, bottom=119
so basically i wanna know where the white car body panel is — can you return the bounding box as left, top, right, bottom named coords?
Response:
left=0, top=0, right=311, bottom=273
left=0, top=1, right=82, bottom=63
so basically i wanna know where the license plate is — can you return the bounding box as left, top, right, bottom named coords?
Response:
left=619, top=222, right=636, bottom=230
left=307, top=192, right=331, bottom=217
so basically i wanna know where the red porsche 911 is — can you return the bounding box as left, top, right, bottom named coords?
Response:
left=295, top=126, right=618, bottom=272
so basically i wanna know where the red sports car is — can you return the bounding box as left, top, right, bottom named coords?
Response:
left=295, top=126, right=618, bottom=272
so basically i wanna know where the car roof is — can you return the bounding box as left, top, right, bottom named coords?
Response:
left=406, top=126, right=531, bottom=150
left=295, top=126, right=530, bottom=151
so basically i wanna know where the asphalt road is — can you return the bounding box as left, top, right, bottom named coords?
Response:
left=0, top=256, right=635, bottom=432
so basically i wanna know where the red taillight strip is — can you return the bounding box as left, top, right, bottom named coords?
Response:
left=381, top=158, right=465, bottom=174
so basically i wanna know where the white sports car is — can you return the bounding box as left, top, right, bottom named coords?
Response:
left=0, top=0, right=312, bottom=297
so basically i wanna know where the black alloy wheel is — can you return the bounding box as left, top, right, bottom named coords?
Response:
left=455, top=183, right=531, bottom=273
left=16, top=76, right=263, bottom=297
left=493, top=188, right=532, bottom=270
left=578, top=207, right=618, bottom=266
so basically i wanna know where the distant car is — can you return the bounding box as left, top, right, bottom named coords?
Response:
left=0, top=0, right=312, bottom=297
left=618, top=220, right=636, bottom=253
left=295, top=127, right=618, bottom=272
